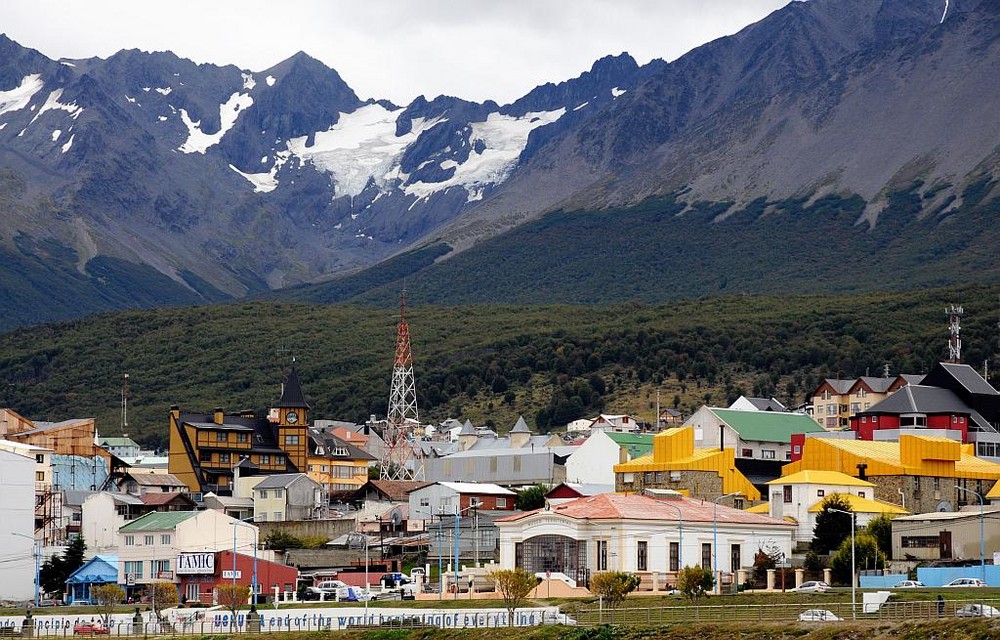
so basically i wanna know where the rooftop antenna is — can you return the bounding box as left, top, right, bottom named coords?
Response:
left=120, top=373, right=129, bottom=438
left=883, top=363, right=891, bottom=378
left=946, top=304, right=964, bottom=363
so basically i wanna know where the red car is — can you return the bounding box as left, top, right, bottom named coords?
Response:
left=73, top=622, right=109, bottom=635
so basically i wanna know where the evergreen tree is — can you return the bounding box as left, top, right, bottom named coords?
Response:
left=514, top=484, right=548, bottom=511
left=811, top=494, right=853, bottom=554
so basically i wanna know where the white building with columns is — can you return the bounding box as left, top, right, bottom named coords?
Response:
left=495, top=492, right=793, bottom=591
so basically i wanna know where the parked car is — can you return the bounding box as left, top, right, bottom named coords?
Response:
left=73, top=622, right=109, bottom=635
left=955, top=604, right=1000, bottom=617
left=793, top=581, right=830, bottom=593
left=380, top=572, right=411, bottom=588
left=943, top=577, right=987, bottom=587
left=892, top=580, right=925, bottom=588
left=798, top=609, right=841, bottom=622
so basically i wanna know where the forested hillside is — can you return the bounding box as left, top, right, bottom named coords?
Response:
left=1, top=284, right=998, bottom=451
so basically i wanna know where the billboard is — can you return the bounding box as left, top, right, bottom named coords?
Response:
left=176, top=552, right=216, bottom=575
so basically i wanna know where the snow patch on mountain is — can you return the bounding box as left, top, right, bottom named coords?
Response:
left=155, top=87, right=172, bottom=96
left=403, top=108, right=566, bottom=202
left=61, top=133, right=74, bottom=153
left=611, top=87, right=626, bottom=97
left=265, top=75, right=276, bottom=87
left=230, top=164, right=277, bottom=192
left=286, top=103, right=444, bottom=199
left=242, top=72, right=256, bottom=90
left=0, top=74, right=44, bottom=116
left=178, top=92, right=254, bottom=154
left=29, top=89, right=83, bottom=127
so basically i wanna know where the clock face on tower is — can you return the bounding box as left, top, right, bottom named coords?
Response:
left=286, top=411, right=298, bottom=425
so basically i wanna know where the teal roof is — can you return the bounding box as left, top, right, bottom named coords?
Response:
left=119, top=510, right=199, bottom=532
left=711, top=409, right=825, bottom=443
left=605, top=432, right=654, bottom=458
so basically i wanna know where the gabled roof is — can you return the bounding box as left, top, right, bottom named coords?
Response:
left=128, top=470, right=186, bottom=486
left=98, top=437, right=139, bottom=448
left=711, top=408, right=826, bottom=443
left=308, top=429, right=376, bottom=461
left=860, top=385, right=993, bottom=430
left=365, top=479, right=433, bottom=501
left=66, top=555, right=118, bottom=584
left=545, top=482, right=615, bottom=498
left=253, top=472, right=315, bottom=490
left=807, top=494, right=908, bottom=515
left=119, top=510, right=199, bottom=532
left=605, top=432, right=654, bottom=458
left=929, top=363, right=1000, bottom=397
left=141, top=491, right=196, bottom=507
left=437, top=481, right=516, bottom=496
left=817, top=379, right=855, bottom=395
left=767, top=470, right=874, bottom=487
left=498, top=493, right=792, bottom=527
left=275, top=367, right=311, bottom=409
left=458, top=420, right=477, bottom=436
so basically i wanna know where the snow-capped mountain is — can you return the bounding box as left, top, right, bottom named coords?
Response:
left=0, top=0, right=997, bottom=328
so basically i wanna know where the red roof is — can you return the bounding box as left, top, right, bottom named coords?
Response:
left=140, top=492, right=192, bottom=506
left=497, top=493, right=792, bottom=527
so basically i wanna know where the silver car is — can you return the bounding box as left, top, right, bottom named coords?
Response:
left=955, top=604, right=1000, bottom=617
left=798, top=609, right=841, bottom=622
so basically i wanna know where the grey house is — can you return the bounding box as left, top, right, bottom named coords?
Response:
left=253, top=473, right=324, bottom=521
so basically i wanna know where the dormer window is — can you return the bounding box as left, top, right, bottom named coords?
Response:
left=333, top=447, right=349, bottom=457
left=316, top=447, right=325, bottom=455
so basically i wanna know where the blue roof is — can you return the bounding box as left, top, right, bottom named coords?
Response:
left=66, top=555, right=118, bottom=584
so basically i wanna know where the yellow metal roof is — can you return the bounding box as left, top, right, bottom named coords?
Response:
left=806, top=494, right=909, bottom=515
left=987, top=479, right=1000, bottom=500
left=745, top=503, right=770, bottom=514
left=766, top=469, right=874, bottom=487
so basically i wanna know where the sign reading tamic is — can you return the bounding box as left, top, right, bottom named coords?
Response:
left=176, top=552, right=216, bottom=575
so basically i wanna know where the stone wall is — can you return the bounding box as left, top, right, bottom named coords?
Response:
left=258, top=517, right=357, bottom=541
left=616, top=470, right=725, bottom=501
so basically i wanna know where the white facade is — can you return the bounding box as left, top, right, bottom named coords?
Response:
left=117, top=510, right=257, bottom=587
left=564, top=431, right=628, bottom=485
left=81, top=492, right=139, bottom=554
left=0, top=439, right=53, bottom=487
left=0, top=449, right=37, bottom=601
left=408, top=482, right=515, bottom=522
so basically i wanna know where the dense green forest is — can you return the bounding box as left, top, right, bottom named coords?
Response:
left=1, top=284, right=998, bottom=452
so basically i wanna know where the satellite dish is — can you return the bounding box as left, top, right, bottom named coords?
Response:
left=390, top=508, right=403, bottom=527
left=936, top=501, right=954, bottom=512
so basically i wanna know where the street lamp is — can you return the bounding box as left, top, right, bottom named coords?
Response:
left=11, top=532, right=39, bottom=607
left=230, top=517, right=258, bottom=604
left=712, top=492, right=741, bottom=594
left=954, top=485, right=985, bottom=583
left=829, top=507, right=856, bottom=620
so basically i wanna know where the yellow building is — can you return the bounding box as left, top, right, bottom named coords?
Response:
left=615, top=427, right=761, bottom=502
left=306, top=428, right=375, bottom=494
left=783, top=434, right=1000, bottom=514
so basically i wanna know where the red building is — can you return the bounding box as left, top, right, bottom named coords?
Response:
left=177, top=551, right=298, bottom=604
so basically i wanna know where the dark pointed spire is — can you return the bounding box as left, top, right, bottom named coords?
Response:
left=276, top=367, right=310, bottom=409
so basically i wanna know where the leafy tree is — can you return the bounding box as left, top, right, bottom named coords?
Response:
left=149, top=581, right=178, bottom=627
left=515, top=484, right=549, bottom=511
left=590, top=571, right=641, bottom=608
left=865, top=514, right=895, bottom=558
left=216, top=584, right=250, bottom=629
left=489, top=568, right=540, bottom=626
left=811, top=494, right=853, bottom=554
left=829, top=532, right=886, bottom=585
left=91, top=584, right=125, bottom=629
left=676, top=565, right=714, bottom=602
left=264, top=530, right=303, bottom=551
left=750, top=546, right=783, bottom=588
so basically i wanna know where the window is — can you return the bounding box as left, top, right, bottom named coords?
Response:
left=35, top=454, right=44, bottom=464
left=822, top=390, right=832, bottom=400
left=160, top=534, right=171, bottom=545
left=850, top=402, right=861, bottom=414
left=783, top=486, right=792, bottom=503
left=933, top=477, right=941, bottom=490
left=260, top=455, right=270, bottom=465
left=124, top=560, right=143, bottom=579
left=901, top=536, right=939, bottom=549
left=793, top=445, right=801, bottom=454
left=741, top=448, right=752, bottom=457
left=274, top=489, right=284, bottom=499
left=237, top=433, right=248, bottom=443
left=669, top=542, right=679, bottom=572
left=219, top=453, right=230, bottom=463
left=199, top=451, right=212, bottom=462
left=36, top=471, right=44, bottom=482
left=259, top=489, right=268, bottom=499
left=152, top=559, right=170, bottom=577
left=496, top=497, right=507, bottom=508
left=733, top=498, right=744, bottom=510
left=785, top=451, right=792, bottom=460
left=285, top=435, right=300, bottom=445
left=817, top=489, right=825, bottom=498
left=124, top=535, right=135, bottom=546
left=826, top=405, right=837, bottom=416
left=701, top=543, right=712, bottom=570
left=762, top=450, right=775, bottom=460
left=858, top=388, right=867, bottom=398
left=637, top=541, right=648, bottom=571
left=320, top=465, right=327, bottom=472
left=216, top=432, right=227, bottom=442
left=144, top=535, right=154, bottom=546
left=597, top=540, right=608, bottom=571
left=273, top=512, right=282, bottom=521
left=419, top=497, right=430, bottom=507
left=858, top=491, right=865, bottom=498
left=257, top=513, right=267, bottom=522
left=333, top=446, right=349, bottom=456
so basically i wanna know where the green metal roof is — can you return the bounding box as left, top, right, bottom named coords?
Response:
left=711, top=409, right=825, bottom=443
left=605, top=432, right=654, bottom=458
left=119, top=510, right=199, bottom=532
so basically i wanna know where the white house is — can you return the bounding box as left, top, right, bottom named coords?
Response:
left=762, top=470, right=908, bottom=549
left=495, top=492, right=793, bottom=591
left=409, top=482, right=516, bottom=523
left=81, top=491, right=145, bottom=554
left=117, top=510, right=258, bottom=593
left=0, top=448, right=37, bottom=601
left=564, top=431, right=653, bottom=485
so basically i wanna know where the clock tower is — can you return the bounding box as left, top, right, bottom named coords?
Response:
left=274, top=367, right=310, bottom=472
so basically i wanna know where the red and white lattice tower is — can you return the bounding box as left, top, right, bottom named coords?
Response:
left=382, top=291, right=419, bottom=480
left=946, top=304, right=964, bottom=363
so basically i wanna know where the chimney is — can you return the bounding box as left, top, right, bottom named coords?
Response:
left=214, top=407, right=224, bottom=425
left=856, top=462, right=868, bottom=481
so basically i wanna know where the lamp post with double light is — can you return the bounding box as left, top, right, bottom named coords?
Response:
left=828, top=507, right=856, bottom=619
left=712, top=492, right=741, bottom=594
left=954, top=485, right=985, bottom=584
left=229, top=516, right=258, bottom=604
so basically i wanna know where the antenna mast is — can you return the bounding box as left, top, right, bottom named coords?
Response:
left=382, top=290, right=418, bottom=480
left=121, top=373, right=129, bottom=438
left=946, top=304, right=964, bottom=363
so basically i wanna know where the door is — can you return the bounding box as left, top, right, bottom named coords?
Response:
left=731, top=544, right=741, bottom=574
left=939, top=531, right=952, bottom=559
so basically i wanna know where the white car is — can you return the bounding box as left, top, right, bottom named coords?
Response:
left=798, top=609, right=841, bottom=622
left=892, top=580, right=925, bottom=588
left=794, top=581, right=830, bottom=593
left=955, top=604, right=1000, bottom=617
left=943, top=577, right=987, bottom=587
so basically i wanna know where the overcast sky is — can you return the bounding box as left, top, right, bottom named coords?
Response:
left=1, top=0, right=791, bottom=105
